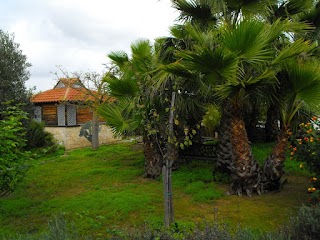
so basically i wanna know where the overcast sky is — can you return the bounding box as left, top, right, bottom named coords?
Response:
left=1, top=0, right=179, bottom=91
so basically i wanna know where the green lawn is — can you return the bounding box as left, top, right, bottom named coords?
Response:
left=0, top=142, right=311, bottom=239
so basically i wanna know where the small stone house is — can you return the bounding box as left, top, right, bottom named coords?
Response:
left=31, top=78, right=117, bottom=149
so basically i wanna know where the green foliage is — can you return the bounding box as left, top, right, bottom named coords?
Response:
left=290, top=117, right=320, bottom=174
left=0, top=30, right=31, bottom=112
left=202, top=104, right=221, bottom=137
left=279, top=204, right=320, bottom=240
left=0, top=104, right=31, bottom=196
left=26, top=120, right=56, bottom=150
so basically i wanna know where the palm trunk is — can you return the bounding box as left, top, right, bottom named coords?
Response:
left=216, top=105, right=233, bottom=173
left=229, top=109, right=261, bottom=197
left=143, top=135, right=162, bottom=179
left=262, top=127, right=289, bottom=191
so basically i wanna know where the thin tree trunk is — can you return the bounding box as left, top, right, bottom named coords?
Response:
left=229, top=109, right=261, bottom=197
left=91, top=111, right=99, bottom=150
left=262, top=127, right=289, bottom=191
left=163, top=92, right=175, bottom=227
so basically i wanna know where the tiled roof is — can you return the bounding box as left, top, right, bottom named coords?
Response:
left=31, top=78, right=101, bottom=103
left=31, top=87, right=99, bottom=103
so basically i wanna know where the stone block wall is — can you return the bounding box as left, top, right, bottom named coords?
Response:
left=45, top=124, right=119, bottom=149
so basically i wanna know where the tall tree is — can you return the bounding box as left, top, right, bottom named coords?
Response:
left=0, top=30, right=31, bottom=113
left=99, top=40, right=164, bottom=178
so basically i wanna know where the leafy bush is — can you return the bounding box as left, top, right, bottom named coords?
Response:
left=0, top=104, right=31, bottom=196
left=289, top=117, right=320, bottom=205
left=26, top=119, right=56, bottom=150
left=279, top=204, right=320, bottom=240
left=290, top=116, right=320, bottom=174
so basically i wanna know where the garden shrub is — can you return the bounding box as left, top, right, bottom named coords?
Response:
left=0, top=104, right=31, bottom=196
left=279, top=204, right=320, bottom=240
left=290, top=116, right=320, bottom=204
left=289, top=116, right=320, bottom=174
left=26, top=119, right=56, bottom=150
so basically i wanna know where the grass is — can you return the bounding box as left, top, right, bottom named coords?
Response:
left=0, top=142, right=312, bottom=239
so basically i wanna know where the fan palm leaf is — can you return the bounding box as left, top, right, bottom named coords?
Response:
left=171, top=0, right=217, bottom=26
left=98, top=98, right=141, bottom=136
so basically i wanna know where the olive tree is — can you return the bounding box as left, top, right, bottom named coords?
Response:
left=0, top=30, right=31, bottom=113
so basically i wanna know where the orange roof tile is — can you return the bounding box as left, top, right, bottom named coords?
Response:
left=31, top=78, right=114, bottom=103
left=31, top=86, right=99, bottom=103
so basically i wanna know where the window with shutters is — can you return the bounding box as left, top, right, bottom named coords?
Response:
left=57, top=104, right=66, bottom=126
left=57, top=104, right=77, bottom=126
left=67, top=105, right=77, bottom=126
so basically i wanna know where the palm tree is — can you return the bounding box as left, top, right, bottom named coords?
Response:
left=169, top=0, right=283, bottom=178
left=98, top=40, right=166, bottom=178
left=164, top=14, right=314, bottom=195
left=256, top=0, right=320, bottom=190
left=262, top=59, right=320, bottom=190
left=259, top=0, right=317, bottom=142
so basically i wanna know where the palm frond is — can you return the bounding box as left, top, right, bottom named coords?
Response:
left=286, top=60, right=320, bottom=110
left=106, top=76, right=139, bottom=98
left=108, top=51, right=129, bottom=68
left=229, top=0, right=277, bottom=16
left=170, top=24, right=187, bottom=39
left=98, top=99, right=141, bottom=136
left=270, top=0, right=313, bottom=20
left=131, top=39, right=152, bottom=59
left=273, top=38, right=314, bottom=65
left=214, top=68, right=277, bottom=105
left=172, top=0, right=217, bottom=25
left=176, top=47, right=239, bottom=83
left=221, top=19, right=274, bottom=64
left=285, top=0, right=313, bottom=16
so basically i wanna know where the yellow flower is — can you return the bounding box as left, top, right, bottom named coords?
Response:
left=300, top=163, right=304, bottom=168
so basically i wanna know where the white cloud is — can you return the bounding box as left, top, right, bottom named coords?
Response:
left=1, top=0, right=179, bottom=91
